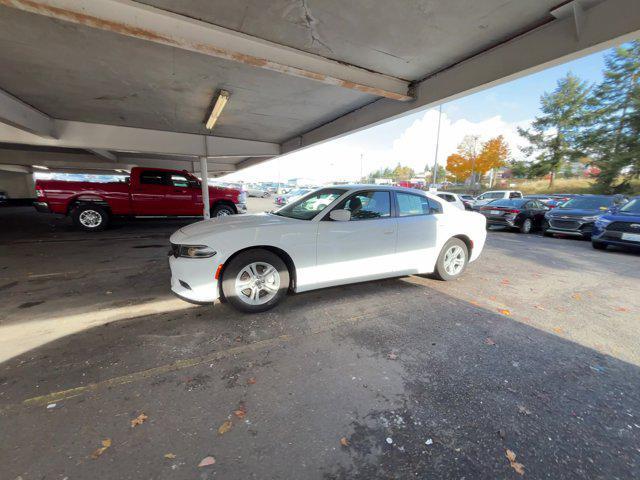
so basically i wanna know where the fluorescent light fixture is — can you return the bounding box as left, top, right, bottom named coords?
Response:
left=32, top=165, right=49, bottom=170
left=206, top=90, right=230, bottom=130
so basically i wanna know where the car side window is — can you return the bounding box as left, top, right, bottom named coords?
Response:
left=140, top=171, right=167, bottom=185
left=334, top=191, right=391, bottom=220
left=438, top=194, right=454, bottom=202
left=510, top=192, right=522, bottom=198
left=170, top=174, right=190, bottom=188
left=396, top=192, right=436, bottom=216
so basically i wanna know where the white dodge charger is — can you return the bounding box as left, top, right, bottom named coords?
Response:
left=169, top=186, right=487, bottom=313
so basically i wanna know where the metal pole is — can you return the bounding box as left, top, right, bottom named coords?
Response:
left=200, top=156, right=210, bottom=219
left=432, top=104, right=442, bottom=186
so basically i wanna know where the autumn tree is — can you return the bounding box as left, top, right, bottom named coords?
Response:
left=476, top=136, right=510, bottom=175
left=578, top=41, right=640, bottom=192
left=445, top=135, right=481, bottom=183
left=518, top=73, right=590, bottom=186
left=446, top=153, right=472, bottom=182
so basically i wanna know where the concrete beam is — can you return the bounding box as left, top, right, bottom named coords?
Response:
left=0, top=120, right=280, bottom=158
left=282, top=0, right=640, bottom=155
left=88, top=148, right=117, bottom=162
left=0, top=148, right=237, bottom=173
left=0, top=88, right=56, bottom=138
left=1, top=0, right=412, bottom=101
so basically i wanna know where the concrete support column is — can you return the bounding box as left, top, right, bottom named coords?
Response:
left=199, top=156, right=210, bottom=219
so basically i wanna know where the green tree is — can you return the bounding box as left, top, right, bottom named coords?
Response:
left=518, top=73, right=590, bottom=186
left=507, top=160, right=529, bottom=179
left=579, top=41, right=640, bottom=192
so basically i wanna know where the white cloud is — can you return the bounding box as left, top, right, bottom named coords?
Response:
left=221, top=109, right=531, bottom=183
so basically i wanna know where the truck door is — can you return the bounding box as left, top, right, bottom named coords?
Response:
left=131, top=170, right=170, bottom=215
left=166, top=173, right=198, bottom=215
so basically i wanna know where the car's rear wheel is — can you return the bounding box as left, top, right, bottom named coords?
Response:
left=519, top=218, right=533, bottom=234
left=433, top=238, right=468, bottom=281
left=221, top=249, right=290, bottom=313
left=72, top=204, right=109, bottom=231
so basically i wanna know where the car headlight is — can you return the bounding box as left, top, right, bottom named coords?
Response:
left=179, top=245, right=216, bottom=258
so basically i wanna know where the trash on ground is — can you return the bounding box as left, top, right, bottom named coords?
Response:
left=198, top=456, right=216, bottom=467
left=91, top=438, right=111, bottom=459
left=506, top=449, right=525, bottom=475
left=218, top=420, right=233, bottom=435
left=130, top=413, right=148, bottom=428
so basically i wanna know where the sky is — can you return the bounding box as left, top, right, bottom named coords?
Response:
left=220, top=47, right=612, bottom=184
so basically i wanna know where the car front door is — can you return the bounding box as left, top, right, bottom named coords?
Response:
left=315, top=190, right=397, bottom=287
left=394, top=192, right=441, bottom=274
left=166, top=173, right=198, bottom=215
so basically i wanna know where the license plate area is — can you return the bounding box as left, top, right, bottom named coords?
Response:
left=621, top=232, right=640, bottom=242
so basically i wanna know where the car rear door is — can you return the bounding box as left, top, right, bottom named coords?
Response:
left=394, top=192, right=440, bottom=274
left=131, top=170, right=170, bottom=215
left=315, top=190, right=397, bottom=286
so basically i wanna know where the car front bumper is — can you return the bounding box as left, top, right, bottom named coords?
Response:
left=545, top=218, right=594, bottom=237
left=235, top=203, right=247, bottom=214
left=169, top=255, right=220, bottom=304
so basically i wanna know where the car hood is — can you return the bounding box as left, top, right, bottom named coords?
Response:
left=599, top=212, right=640, bottom=222
left=174, top=213, right=296, bottom=240
left=548, top=208, right=607, bottom=217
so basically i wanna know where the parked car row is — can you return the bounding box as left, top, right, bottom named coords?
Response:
left=477, top=192, right=639, bottom=252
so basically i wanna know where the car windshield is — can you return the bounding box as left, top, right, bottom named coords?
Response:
left=620, top=198, right=640, bottom=214
left=489, top=199, right=525, bottom=208
left=273, top=188, right=346, bottom=220
left=559, top=196, right=613, bottom=210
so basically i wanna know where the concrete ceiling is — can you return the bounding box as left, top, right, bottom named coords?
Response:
left=0, top=0, right=637, bottom=177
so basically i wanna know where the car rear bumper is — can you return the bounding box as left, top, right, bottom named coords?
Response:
left=33, top=201, right=51, bottom=213
left=169, top=255, right=220, bottom=304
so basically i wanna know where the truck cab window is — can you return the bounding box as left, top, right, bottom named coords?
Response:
left=140, top=171, right=167, bottom=185
left=170, top=174, right=189, bottom=188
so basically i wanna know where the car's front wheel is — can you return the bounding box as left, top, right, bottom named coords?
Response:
left=433, top=238, right=468, bottom=281
left=221, top=249, right=290, bottom=313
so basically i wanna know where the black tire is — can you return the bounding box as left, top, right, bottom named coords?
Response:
left=433, top=238, right=469, bottom=281
left=592, top=240, right=607, bottom=250
left=221, top=249, right=290, bottom=313
left=519, top=218, right=533, bottom=234
left=212, top=204, right=235, bottom=217
left=262, top=192, right=270, bottom=198
left=71, top=204, right=109, bottom=231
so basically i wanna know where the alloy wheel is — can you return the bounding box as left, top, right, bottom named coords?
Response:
left=234, top=262, right=280, bottom=305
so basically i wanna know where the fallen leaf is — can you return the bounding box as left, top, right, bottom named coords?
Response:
left=340, top=437, right=350, bottom=447
left=517, top=405, right=532, bottom=415
left=164, top=453, right=176, bottom=459
left=484, top=337, right=496, bottom=346
left=130, top=413, right=148, bottom=428
left=198, top=456, right=216, bottom=467
left=91, top=438, right=111, bottom=459
left=387, top=352, right=398, bottom=360
left=247, top=377, right=257, bottom=385
left=615, top=307, right=628, bottom=312
left=218, top=420, right=233, bottom=435
left=506, top=449, right=525, bottom=475
left=533, top=305, right=545, bottom=311
left=497, top=308, right=511, bottom=316
left=501, top=278, right=510, bottom=285
left=572, top=293, right=582, bottom=301
left=233, top=404, right=247, bottom=419
left=552, top=327, right=564, bottom=334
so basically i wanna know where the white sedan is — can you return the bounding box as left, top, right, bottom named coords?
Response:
left=169, top=186, right=487, bottom=313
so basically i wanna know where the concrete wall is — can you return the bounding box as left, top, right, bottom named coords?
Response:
left=0, top=170, right=35, bottom=199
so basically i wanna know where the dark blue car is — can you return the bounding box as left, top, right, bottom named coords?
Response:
left=591, top=196, right=640, bottom=251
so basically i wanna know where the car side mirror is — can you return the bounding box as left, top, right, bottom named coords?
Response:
left=329, top=209, right=351, bottom=221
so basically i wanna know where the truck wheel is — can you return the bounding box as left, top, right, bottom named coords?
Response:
left=213, top=204, right=234, bottom=217
left=72, top=204, right=109, bottom=231
left=221, top=249, right=289, bottom=313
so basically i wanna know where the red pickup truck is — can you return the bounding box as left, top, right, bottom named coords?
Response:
left=34, top=167, right=247, bottom=231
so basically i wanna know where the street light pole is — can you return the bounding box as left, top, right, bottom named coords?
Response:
left=432, top=104, right=443, bottom=186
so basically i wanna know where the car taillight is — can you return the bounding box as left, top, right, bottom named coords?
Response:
left=505, top=209, right=521, bottom=214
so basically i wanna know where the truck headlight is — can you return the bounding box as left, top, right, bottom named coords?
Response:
left=180, top=245, right=216, bottom=258
left=238, top=192, right=247, bottom=203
